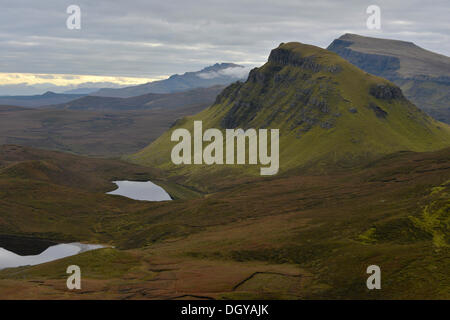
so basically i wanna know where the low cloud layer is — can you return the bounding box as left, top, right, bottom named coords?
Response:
left=0, top=72, right=158, bottom=95
left=197, top=66, right=252, bottom=80
left=1, top=0, right=449, bottom=94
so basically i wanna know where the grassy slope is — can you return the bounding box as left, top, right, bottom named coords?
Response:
left=0, top=147, right=448, bottom=299
left=0, top=145, right=200, bottom=243
left=127, top=42, right=450, bottom=191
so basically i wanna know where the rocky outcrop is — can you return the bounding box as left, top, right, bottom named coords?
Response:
left=369, top=84, right=404, bottom=100
left=368, top=102, right=388, bottom=118
left=268, top=47, right=341, bottom=74
left=214, top=81, right=243, bottom=105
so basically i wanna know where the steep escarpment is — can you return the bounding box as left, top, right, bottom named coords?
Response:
left=327, top=38, right=400, bottom=79
left=328, top=34, right=450, bottom=123
left=128, top=42, right=450, bottom=190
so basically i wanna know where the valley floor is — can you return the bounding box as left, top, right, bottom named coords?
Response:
left=0, top=145, right=448, bottom=299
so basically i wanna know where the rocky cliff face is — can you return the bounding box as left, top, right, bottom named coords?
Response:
left=267, top=46, right=341, bottom=73
left=214, top=44, right=345, bottom=134
left=327, top=39, right=400, bottom=79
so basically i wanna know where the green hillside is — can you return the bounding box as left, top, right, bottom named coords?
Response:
left=1, top=146, right=449, bottom=299
left=127, top=42, right=450, bottom=190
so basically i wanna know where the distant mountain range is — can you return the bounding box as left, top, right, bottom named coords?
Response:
left=0, top=91, right=85, bottom=108
left=92, top=63, right=248, bottom=98
left=0, top=98, right=214, bottom=157
left=0, top=63, right=247, bottom=156
left=50, top=85, right=225, bottom=111
left=0, top=63, right=248, bottom=109
left=63, top=88, right=106, bottom=94
left=328, top=34, right=450, bottom=123
left=128, top=42, right=450, bottom=190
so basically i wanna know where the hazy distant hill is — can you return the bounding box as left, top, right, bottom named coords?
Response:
left=93, top=63, right=247, bottom=98
left=0, top=88, right=222, bottom=156
left=128, top=42, right=450, bottom=190
left=51, top=85, right=225, bottom=111
left=0, top=91, right=85, bottom=108
left=63, top=87, right=105, bottom=94
left=328, top=34, right=450, bottom=123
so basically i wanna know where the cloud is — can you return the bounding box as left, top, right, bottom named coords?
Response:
left=197, top=66, right=252, bottom=80
left=0, top=0, right=448, bottom=88
left=0, top=72, right=161, bottom=95
left=36, top=74, right=56, bottom=79
left=220, top=66, right=253, bottom=79
left=0, top=72, right=158, bottom=86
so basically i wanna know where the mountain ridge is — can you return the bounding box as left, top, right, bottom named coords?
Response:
left=0, top=92, right=85, bottom=108
left=327, top=33, right=450, bottom=123
left=48, top=85, right=225, bottom=111
left=127, top=41, right=450, bottom=190
left=92, top=63, right=247, bottom=98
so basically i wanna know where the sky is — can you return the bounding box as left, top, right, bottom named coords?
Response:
left=1, top=0, right=449, bottom=94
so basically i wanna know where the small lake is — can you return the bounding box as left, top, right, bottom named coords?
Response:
left=0, top=241, right=104, bottom=270
left=106, top=180, right=172, bottom=201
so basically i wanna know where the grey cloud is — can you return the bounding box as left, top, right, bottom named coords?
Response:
left=0, top=0, right=449, bottom=80
left=197, top=66, right=252, bottom=80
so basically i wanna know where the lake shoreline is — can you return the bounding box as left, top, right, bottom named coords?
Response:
left=0, top=236, right=106, bottom=270
left=106, top=180, right=173, bottom=202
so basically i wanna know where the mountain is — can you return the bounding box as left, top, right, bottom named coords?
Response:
left=0, top=89, right=218, bottom=157
left=0, top=91, right=85, bottom=108
left=51, top=85, right=225, bottom=111
left=127, top=42, right=450, bottom=190
left=63, top=87, right=105, bottom=94
left=327, top=34, right=450, bottom=123
left=0, top=86, right=225, bottom=157
left=92, top=63, right=247, bottom=98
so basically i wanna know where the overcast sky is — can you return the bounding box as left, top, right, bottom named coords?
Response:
left=1, top=0, right=449, bottom=94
